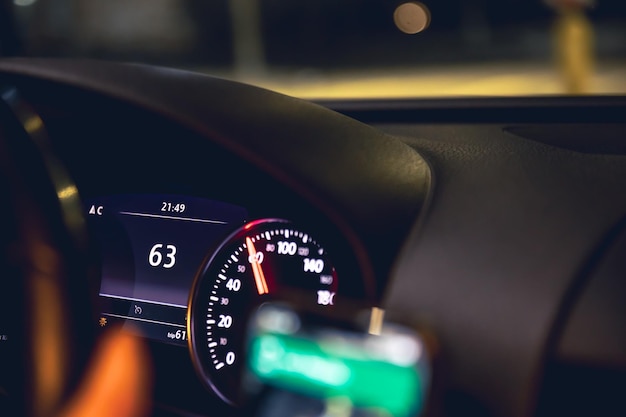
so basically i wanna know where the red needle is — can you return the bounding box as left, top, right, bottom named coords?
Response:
left=246, top=237, right=269, bottom=295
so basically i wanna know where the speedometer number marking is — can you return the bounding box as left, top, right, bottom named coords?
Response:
left=303, top=258, right=325, bottom=273
left=225, top=279, right=241, bottom=291
left=217, top=315, right=233, bottom=328
left=277, top=241, right=297, bottom=255
left=317, top=290, right=336, bottom=306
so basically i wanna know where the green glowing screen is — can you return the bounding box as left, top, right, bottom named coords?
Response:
left=248, top=332, right=425, bottom=417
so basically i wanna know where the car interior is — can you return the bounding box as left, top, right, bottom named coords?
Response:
left=0, top=2, right=625, bottom=417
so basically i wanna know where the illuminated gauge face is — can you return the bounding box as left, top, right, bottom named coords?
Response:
left=188, top=219, right=338, bottom=404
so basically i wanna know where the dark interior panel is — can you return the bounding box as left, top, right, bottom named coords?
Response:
left=0, top=59, right=624, bottom=417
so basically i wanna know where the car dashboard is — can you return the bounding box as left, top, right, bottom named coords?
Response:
left=0, top=59, right=625, bottom=417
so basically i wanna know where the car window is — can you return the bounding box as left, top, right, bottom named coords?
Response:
left=2, top=0, right=625, bottom=98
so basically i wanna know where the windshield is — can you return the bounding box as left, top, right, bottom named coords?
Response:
left=1, top=0, right=624, bottom=99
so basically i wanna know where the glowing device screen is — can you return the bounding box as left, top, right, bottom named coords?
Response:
left=85, top=194, right=248, bottom=345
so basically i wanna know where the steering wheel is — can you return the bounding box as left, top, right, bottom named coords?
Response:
left=0, top=88, right=96, bottom=417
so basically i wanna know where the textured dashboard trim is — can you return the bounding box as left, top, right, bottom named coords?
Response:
left=0, top=57, right=432, bottom=301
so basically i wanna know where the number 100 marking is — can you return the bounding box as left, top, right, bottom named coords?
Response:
left=277, top=241, right=297, bottom=255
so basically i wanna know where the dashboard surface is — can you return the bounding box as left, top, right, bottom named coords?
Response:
left=0, top=59, right=625, bottom=417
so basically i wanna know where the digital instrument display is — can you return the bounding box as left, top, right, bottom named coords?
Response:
left=85, top=194, right=248, bottom=345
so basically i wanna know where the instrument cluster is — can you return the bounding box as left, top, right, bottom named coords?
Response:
left=86, top=194, right=356, bottom=404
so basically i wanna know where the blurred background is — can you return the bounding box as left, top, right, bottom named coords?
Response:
left=0, top=0, right=624, bottom=98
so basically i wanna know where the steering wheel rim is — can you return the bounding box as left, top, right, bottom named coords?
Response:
left=0, top=87, right=96, bottom=417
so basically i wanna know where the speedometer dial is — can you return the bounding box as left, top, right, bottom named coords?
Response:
left=188, top=219, right=338, bottom=404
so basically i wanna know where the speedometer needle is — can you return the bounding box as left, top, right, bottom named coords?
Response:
left=246, top=237, right=269, bottom=295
